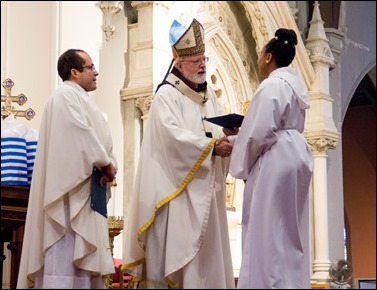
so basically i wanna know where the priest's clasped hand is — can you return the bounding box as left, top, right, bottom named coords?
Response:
left=100, top=163, right=117, bottom=186
left=215, top=136, right=233, bottom=157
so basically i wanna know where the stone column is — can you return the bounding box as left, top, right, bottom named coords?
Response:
left=305, top=1, right=340, bottom=284
left=121, top=1, right=171, bottom=219
left=307, top=137, right=338, bottom=283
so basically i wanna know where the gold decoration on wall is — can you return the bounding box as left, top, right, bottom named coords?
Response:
left=1, top=78, right=35, bottom=120
left=241, top=100, right=250, bottom=115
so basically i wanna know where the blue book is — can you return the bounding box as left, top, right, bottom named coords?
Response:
left=90, top=167, right=107, bottom=218
left=204, top=113, right=244, bottom=129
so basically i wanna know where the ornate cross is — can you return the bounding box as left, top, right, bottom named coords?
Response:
left=1, top=78, right=35, bottom=120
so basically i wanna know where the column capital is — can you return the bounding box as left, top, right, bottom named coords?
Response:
left=306, top=135, right=339, bottom=154
left=98, top=1, right=123, bottom=42
left=136, top=95, right=153, bottom=117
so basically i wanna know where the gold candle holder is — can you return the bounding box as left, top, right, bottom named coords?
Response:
left=108, top=215, right=124, bottom=249
left=106, top=216, right=124, bottom=289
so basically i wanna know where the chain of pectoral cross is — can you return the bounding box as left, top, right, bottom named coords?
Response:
left=1, top=78, right=35, bottom=120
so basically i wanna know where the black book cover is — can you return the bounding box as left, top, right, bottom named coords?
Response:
left=90, top=167, right=107, bottom=218
left=204, top=113, right=244, bottom=129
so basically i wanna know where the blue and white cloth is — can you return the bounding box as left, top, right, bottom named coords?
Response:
left=25, top=129, right=38, bottom=185
left=1, top=115, right=38, bottom=186
left=1, top=137, right=28, bottom=185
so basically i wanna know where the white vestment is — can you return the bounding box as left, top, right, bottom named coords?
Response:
left=229, top=67, right=313, bottom=289
left=123, top=73, right=235, bottom=289
left=17, top=81, right=117, bottom=289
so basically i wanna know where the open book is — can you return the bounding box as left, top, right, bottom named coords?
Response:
left=204, top=113, right=244, bottom=129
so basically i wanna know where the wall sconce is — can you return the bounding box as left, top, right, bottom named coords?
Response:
left=98, top=1, right=123, bottom=42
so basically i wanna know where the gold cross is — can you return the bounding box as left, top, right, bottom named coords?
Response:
left=1, top=78, right=35, bottom=120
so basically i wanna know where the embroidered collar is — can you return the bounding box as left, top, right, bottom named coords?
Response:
left=166, top=73, right=208, bottom=105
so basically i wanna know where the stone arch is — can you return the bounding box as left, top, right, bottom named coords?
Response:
left=204, top=24, right=255, bottom=114
left=342, top=64, right=376, bottom=121
left=192, top=1, right=262, bottom=114
left=242, top=1, right=315, bottom=88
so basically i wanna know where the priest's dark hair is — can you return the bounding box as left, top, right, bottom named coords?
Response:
left=57, top=49, right=86, bottom=81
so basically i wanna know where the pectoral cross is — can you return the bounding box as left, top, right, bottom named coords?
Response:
left=199, top=91, right=208, bottom=104
left=1, top=78, right=35, bottom=120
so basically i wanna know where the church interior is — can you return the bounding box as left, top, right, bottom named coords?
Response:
left=1, top=1, right=375, bottom=289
